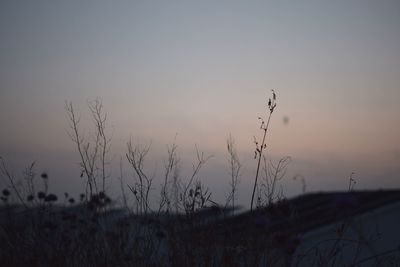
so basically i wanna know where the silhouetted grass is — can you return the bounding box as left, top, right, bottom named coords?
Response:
left=1, top=92, right=399, bottom=266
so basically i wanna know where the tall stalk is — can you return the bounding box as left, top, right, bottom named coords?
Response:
left=250, top=90, right=277, bottom=211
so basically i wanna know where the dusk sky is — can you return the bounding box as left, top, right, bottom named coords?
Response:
left=1, top=1, right=399, bottom=207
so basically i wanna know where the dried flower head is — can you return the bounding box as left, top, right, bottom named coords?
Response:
left=45, top=194, right=58, bottom=202
left=2, top=189, right=10, bottom=196
left=38, top=191, right=46, bottom=200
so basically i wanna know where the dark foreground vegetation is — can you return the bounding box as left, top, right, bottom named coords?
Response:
left=1, top=189, right=400, bottom=266
left=1, top=92, right=399, bottom=266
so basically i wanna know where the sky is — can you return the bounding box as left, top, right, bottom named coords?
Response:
left=1, top=1, right=399, bottom=208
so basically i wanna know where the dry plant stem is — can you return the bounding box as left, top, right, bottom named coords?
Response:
left=86, top=129, right=100, bottom=192
left=262, top=156, right=291, bottom=205
left=89, top=98, right=110, bottom=193
left=126, top=139, right=153, bottom=215
left=65, top=101, right=96, bottom=198
left=293, top=174, right=306, bottom=194
left=250, top=110, right=272, bottom=211
left=348, top=172, right=356, bottom=191
left=65, top=99, right=110, bottom=199
left=225, top=134, right=241, bottom=214
left=158, top=139, right=179, bottom=214
left=118, top=157, right=128, bottom=209
left=0, top=157, right=27, bottom=208
left=24, top=161, right=36, bottom=199
left=182, top=146, right=212, bottom=213
left=172, top=160, right=181, bottom=213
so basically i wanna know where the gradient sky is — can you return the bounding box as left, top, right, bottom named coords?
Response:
left=1, top=1, right=399, bottom=207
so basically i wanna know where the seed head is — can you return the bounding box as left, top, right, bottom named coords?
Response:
left=2, top=189, right=10, bottom=196
left=38, top=191, right=46, bottom=200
